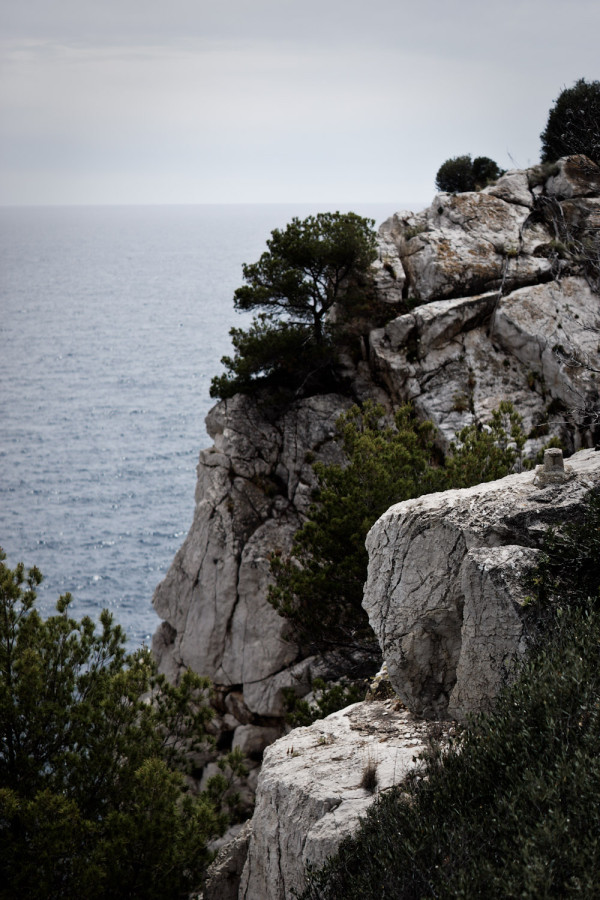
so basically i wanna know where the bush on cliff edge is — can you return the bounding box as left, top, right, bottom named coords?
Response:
left=540, top=78, right=600, bottom=166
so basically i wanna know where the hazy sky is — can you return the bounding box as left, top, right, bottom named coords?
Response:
left=1, top=0, right=598, bottom=206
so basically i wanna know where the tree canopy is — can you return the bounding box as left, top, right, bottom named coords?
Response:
left=0, top=553, right=242, bottom=900
left=210, top=212, right=378, bottom=399
left=540, top=78, right=600, bottom=165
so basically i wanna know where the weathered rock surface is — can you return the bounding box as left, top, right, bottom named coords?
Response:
left=153, top=392, right=352, bottom=692
left=203, top=820, right=253, bottom=900
left=151, top=159, right=600, bottom=870
left=380, top=187, right=550, bottom=304
left=239, top=699, right=435, bottom=900
left=370, top=274, right=600, bottom=452
left=364, top=448, right=600, bottom=720
left=493, top=276, right=599, bottom=419
left=544, top=154, right=600, bottom=200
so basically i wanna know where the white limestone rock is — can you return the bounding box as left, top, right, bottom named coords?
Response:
left=483, top=169, right=534, bottom=208
left=203, top=820, right=253, bottom=900
left=232, top=724, right=284, bottom=760
left=239, top=700, right=434, bottom=900
left=152, top=392, right=351, bottom=683
left=387, top=190, right=551, bottom=302
left=372, top=227, right=406, bottom=305
left=369, top=290, right=558, bottom=452
left=243, top=656, right=315, bottom=717
left=364, top=448, right=600, bottom=720
left=492, top=276, right=600, bottom=434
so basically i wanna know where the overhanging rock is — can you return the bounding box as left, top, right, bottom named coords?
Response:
left=364, top=448, right=600, bottom=720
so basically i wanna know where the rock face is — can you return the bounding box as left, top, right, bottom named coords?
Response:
left=153, top=392, right=352, bottom=698
left=371, top=156, right=600, bottom=452
left=364, top=448, right=600, bottom=720
left=385, top=188, right=550, bottom=304
left=239, top=699, right=435, bottom=900
left=151, top=158, right=600, bottom=891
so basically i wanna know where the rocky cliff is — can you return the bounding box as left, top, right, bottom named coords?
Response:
left=152, top=157, right=600, bottom=898
left=236, top=448, right=600, bottom=900
left=154, top=154, right=599, bottom=711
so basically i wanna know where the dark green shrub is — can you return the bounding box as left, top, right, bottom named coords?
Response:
left=268, top=402, right=444, bottom=657
left=435, top=154, right=503, bottom=193
left=210, top=212, right=378, bottom=399
left=0, top=552, right=242, bottom=900
left=471, top=155, right=504, bottom=188
left=540, top=78, right=600, bottom=165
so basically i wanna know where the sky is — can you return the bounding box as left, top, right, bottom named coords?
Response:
left=1, top=0, right=599, bottom=206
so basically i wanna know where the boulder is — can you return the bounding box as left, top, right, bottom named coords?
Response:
left=483, top=169, right=534, bottom=208
left=382, top=190, right=550, bottom=303
left=492, top=276, right=600, bottom=439
left=243, top=656, right=315, bottom=717
left=239, top=699, right=435, bottom=900
left=371, top=227, right=406, bottom=305
left=232, top=725, right=284, bottom=760
left=370, top=291, right=556, bottom=452
left=364, top=448, right=600, bottom=720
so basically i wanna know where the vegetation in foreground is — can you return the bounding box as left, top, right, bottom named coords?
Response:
left=0, top=552, right=246, bottom=900
left=301, top=493, right=600, bottom=899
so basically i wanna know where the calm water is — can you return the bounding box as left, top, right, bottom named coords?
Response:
left=0, top=203, right=395, bottom=649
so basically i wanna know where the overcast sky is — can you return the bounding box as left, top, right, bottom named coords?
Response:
left=1, top=0, right=598, bottom=206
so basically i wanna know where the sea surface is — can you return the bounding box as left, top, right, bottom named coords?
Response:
left=0, top=203, right=397, bottom=650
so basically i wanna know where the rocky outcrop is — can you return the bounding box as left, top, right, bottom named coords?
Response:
left=364, top=447, right=600, bottom=720
left=235, top=450, right=599, bottom=900
left=371, top=156, right=600, bottom=452
left=152, top=159, right=600, bottom=880
left=370, top=274, right=599, bottom=451
left=153, top=392, right=352, bottom=695
left=203, top=821, right=253, bottom=900
left=239, top=699, right=436, bottom=900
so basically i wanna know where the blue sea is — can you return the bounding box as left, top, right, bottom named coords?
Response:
left=0, top=203, right=396, bottom=650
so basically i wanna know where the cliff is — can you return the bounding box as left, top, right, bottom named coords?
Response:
left=153, top=153, right=599, bottom=699
left=152, top=156, right=600, bottom=898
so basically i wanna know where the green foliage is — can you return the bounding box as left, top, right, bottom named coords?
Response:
left=301, top=492, right=600, bottom=899
left=526, top=490, right=600, bottom=626
left=282, top=678, right=367, bottom=728
left=435, top=154, right=503, bottom=193
left=471, top=155, right=504, bottom=187
left=269, top=401, right=525, bottom=655
left=0, top=552, right=228, bottom=900
left=209, top=315, right=317, bottom=400
left=540, top=78, right=600, bottom=165
left=269, top=402, right=443, bottom=655
left=210, top=212, right=378, bottom=399
left=444, top=400, right=527, bottom=487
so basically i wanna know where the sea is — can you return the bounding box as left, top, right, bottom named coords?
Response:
left=0, top=202, right=399, bottom=651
